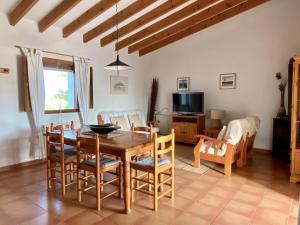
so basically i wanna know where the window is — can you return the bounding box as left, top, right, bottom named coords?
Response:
left=44, top=68, right=76, bottom=111
left=43, top=58, right=78, bottom=113
left=22, top=56, right=93, bottom=113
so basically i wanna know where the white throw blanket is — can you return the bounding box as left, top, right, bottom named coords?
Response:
left=200, top=119, right=244, bottom=156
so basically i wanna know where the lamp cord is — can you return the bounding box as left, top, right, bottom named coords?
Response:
left=115, top=0, right=119, bottom=76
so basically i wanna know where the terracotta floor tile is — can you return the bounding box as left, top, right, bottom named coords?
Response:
left=177, top=187, right=201, bottom=200
left=159, top=195, right=193, bottom=210
left=233, top=191, right=262, bottom=205
left=103, top=210, right=145, bottom=225
left=208, top=186, right=235, bottom=199
left=213, top=210, right=251, bottom=225
left=287, top=216, right=298, bottom=225
left=240, top=184, right=265, bottom=195
left=259, top=197, right=291, bottom=213
left=64, top=211, right=104, bottom=225
left=171, top=212, right=210, bottom=225
left=251, top=208, right=289, bottom=225
left=199, top=193, right=229, bottom=208
left=18, top=213, right=61, bottom=225
left=187, top=201, right=221, bottom=222
left=225, top=200, right=256, bottom=218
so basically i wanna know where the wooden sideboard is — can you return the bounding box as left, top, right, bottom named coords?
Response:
left=172, top=114, right=205, bottom=144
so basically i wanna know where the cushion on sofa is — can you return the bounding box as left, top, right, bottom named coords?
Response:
left=110, top=116, right=128, bottom=130
left=128, top=114, right=143, bottom=127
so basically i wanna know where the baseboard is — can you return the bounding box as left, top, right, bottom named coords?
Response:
left=0, top=158, right=46, bottom=174
left=253, top=148, right=271, bottom=154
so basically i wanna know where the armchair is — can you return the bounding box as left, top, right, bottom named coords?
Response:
left=193, top=119, right=246, bottom=176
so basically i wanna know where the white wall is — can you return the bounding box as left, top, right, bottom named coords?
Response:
left=0, top=13, right=150, bottom=167
left=143, top=0, right=300, bottom=150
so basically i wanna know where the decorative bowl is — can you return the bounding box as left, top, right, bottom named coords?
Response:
left=87, top=124, right=120, bottom=134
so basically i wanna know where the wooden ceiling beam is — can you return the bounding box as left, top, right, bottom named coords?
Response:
left=100, top=0, right=188, bottom=47
left=9, top=0, right=38, bottom=26
left=129, top=0, right=246, bottom=53
left=83, top=0, right=157, bottom=43
left=115, top=0, right=219, bottom=51
left=63, top=0, right=119, bottom=38
left=139, top=0, right=270, bottom=56
left=38, top=0, right=81, bottom=32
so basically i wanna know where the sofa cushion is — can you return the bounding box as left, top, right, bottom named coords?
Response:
left=128, top=114, right=143, bottom=127
left=110, top=116, right=128, bottom=130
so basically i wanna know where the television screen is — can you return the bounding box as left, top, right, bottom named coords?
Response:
left=173, top=92, right=204, bottom=114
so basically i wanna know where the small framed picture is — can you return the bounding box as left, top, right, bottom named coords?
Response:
left=220, top=73, right=236, bottom=89
left=177, top=77, right=190, bottom=91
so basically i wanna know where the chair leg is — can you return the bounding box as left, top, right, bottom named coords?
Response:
left=47, top=159, right=51, bottom=189
left=100, top=172, right=104, bottom=192
left=118, top=165, right=122, bottom=199
left=159, top=173, right=164, bottom=192
left=194, top=149, right=201, bottom=168
left=70, top=163, right=74, bottom=182
left=77, top=167, right=82, bottom=202
left=224, top=163, right=232, bottom=176
left=96, top=172, right=101, bottom=211
left=148, top=173, right=152, bottom=192
left=171, top=168, right=175, bottom=199
left=61, top=162, right=66, bottom=196
left=130, top=167, right=134, bottom=204
left=154, top=172, right=158, bottom=211
left=84, top=170, right=88, bottom=188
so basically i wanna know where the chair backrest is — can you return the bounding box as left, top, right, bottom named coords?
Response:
left=76, top=131, right=100, bottom=156
left=46, top=126, right=65, bottom=156
left=131, top=123, right=153, bottom=134
left=153, top=129, right=175, bottom=170
left=50, top=121, right=74, bottom=131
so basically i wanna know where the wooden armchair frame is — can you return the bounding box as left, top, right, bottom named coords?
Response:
left=193, top=134, right=246, bottom=176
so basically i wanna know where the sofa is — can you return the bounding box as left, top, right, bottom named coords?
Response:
left=97, top=110, right=159, bottom=133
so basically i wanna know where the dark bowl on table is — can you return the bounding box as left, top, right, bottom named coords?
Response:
left=87, top=124, right=120, bottom=134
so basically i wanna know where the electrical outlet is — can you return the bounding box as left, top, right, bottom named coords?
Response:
left=0, top=68, right=10, bottom=74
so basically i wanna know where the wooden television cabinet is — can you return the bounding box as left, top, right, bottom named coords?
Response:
left=172, top=114, right=205, bottom=144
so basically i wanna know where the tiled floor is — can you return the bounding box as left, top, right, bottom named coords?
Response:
left=0, top=144, right=299, bottom=225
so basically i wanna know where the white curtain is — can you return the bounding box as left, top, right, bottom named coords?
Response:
left=21, top=48, right=45, bottom=159
left=74, top=57, right=90, bottom=125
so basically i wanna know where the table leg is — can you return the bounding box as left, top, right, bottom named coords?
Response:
left=123, top=160, right=131, bottom=214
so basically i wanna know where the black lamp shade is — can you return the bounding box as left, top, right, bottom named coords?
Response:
left=104, top=55, right=132, bottom=71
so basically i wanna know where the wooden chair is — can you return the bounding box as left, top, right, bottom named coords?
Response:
left=193, top=120, right=246, bottom=176
left=76, top=132, right=122, bottom=211
left=46, top=126, right=77, bottom=196
left=130, top=129, right=175, bottom=211
left=50, top=121, right=74, bottom=131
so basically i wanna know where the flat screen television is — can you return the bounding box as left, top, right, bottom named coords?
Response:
left=173, top=92, right=204, bottom=114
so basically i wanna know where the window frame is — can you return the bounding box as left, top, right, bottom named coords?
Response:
left=43, top=57, right=79, bottom=114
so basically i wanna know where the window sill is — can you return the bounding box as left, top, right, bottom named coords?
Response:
left=44, top=109, right=79, bottom=114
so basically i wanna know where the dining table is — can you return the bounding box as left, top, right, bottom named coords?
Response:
left=63, top=129, right=154, bottom=214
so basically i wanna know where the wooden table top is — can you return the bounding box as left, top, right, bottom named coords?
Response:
left=63, top=130, right=153, bottom=151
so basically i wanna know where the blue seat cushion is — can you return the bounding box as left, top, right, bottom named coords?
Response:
left=54, top=144, right=76, bottom=152
left=51, top=150, right=76, bottom=161
left=82, top=157, right=120, bottom=168
left=131, top=157, right=171, bottom=169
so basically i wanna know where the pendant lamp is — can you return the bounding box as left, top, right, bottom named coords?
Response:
left=104, top=2, right=132, bottom=71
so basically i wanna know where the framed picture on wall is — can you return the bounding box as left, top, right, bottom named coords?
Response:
left=219, top=73, right=236, bottom=89
left=110, top=75, right=128, bottom=95
left=177, top=77, right=190, bottom=91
